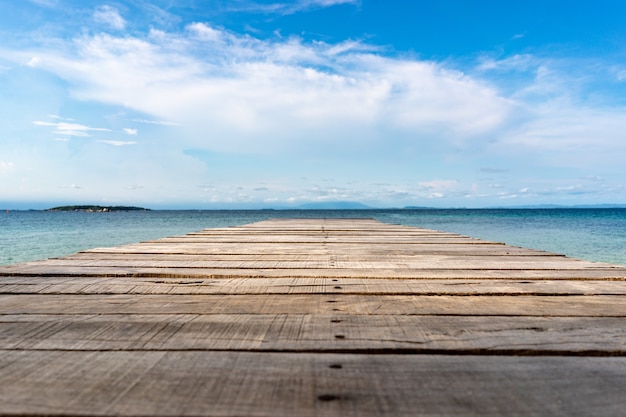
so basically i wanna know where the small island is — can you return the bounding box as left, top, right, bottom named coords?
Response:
left=46, top=205, right=149, bottom=212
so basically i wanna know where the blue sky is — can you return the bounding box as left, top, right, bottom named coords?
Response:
left=1, top=0, right=626, bottom=209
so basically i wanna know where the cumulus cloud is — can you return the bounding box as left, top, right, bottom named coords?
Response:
left=187, top=22, right=223, bottom=42
left=94, top=5, right=126, bottom=30
left=18, top=26, right=515, bottom=155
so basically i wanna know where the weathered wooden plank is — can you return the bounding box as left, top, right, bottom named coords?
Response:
left=148, top=237, right=501, bottom=244
left=79, top=242, right=546, bottom=255
left=1, top=351, right=624, bottom=416
left=3, top=265, right=624, bottom=279
left=1, top=294, right=625, bottom=316
left=1, top=314, right=625, bottom=353
left=186, top=229, right=460, bottom=235
left=67, top=247, right=566, bottom=260
left=11, top=257, right=612, bottom=270
left=2, top=277, right=626, bottom=295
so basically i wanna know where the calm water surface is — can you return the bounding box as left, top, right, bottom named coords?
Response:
left=1, top=209, right=625, bottom=266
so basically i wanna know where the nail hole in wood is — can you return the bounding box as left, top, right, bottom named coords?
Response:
left=335, top=334, right=345, bottom=339
left=329, top=364, right=343, bottom=369
left=317, top=394, right=339, bottom=402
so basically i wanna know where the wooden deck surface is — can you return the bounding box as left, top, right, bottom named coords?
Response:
left=1, top=218, right=625, bottom=416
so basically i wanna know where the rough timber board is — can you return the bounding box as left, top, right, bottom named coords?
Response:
left=3, top=266, right=626, bottom=279
left=2, top=314, right=625, bottom=353
left=77, top=243, right=552, bottom=255
left=2, top=277, right=626, bottom=295
left=1, top=293, right=625, bottom=316
left=7, top=257, right=614, bottom=271
left=68, top=245, right=568, bottom=258
left=1, top=351, right=625, bottom=417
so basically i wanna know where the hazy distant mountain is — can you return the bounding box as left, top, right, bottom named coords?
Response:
left=402, top=206, right=439, bottom=209
left=295, top=201, right=373, bottom=209
left=487, top=204, right=626, bottom=209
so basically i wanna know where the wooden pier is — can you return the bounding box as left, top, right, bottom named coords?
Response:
left=1, top=218, right=625, bottom=416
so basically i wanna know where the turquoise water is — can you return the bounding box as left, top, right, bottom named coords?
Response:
left=1, top=209, right=625, bottom=266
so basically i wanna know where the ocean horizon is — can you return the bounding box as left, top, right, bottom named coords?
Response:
left=1, top=208, right=625, bottom=267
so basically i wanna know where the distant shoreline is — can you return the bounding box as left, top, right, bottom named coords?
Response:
left=46, top=205, right=150, bottom=212
left=2, top=203, right=626, bottom=211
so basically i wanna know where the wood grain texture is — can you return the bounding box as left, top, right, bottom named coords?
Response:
left=1, top=352, right=625, bottom=416
left=1, top=218, right=625, bottom=416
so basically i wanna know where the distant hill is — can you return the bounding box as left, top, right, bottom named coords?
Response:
left=47, top=205, right=149, bottom=212
left=403, top=204, right=626, bottom=210
left=295, top=201, right=373, bottom=210
left=487, top=204, right=626, bottom=209
left=403, top=206, right=439, bottom=209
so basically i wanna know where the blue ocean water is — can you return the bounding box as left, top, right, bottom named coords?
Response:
left=1, top=209, right=625, bottom=266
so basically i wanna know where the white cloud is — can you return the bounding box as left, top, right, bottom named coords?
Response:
left=0, top=161, right=15, bottom=174
left=293, top=0, right=359, bottom=11
left=226, top=0, right=358, bottom=15
left=20, top=29, right=513, bottom=154
left=33, top=121, right=110, bottom=137
left=97, top=140, right=137, bottom=146
left=490, top=105, right=626, bottom=167
left=48, top=115, right=74, bottom=121
left=123, top=128, right=138, bottom=135
left=28, top=0, right=58, bottom=7
left=94, top=5, right=126, bottom=30
left=27, top=57, right=41, bottom=67
left=477, top=54, right=536, bottom=72
left=187, top=23, right=222, bottom=42
left=612, top=67, right=626, bottom=82
left=309, top=0, right=358, bottom=5
left=418, top=180, right=460, bottom=190
left=132, top=119, right=181, bottom=126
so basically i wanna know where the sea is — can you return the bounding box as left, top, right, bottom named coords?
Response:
left=1, top=208, right=626, bottom=267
